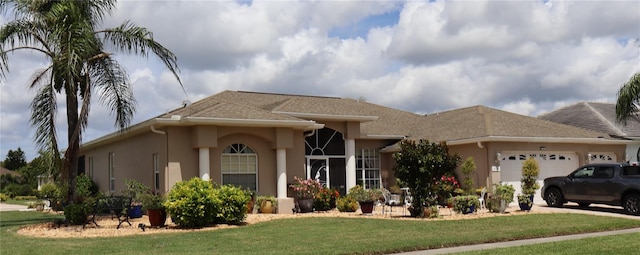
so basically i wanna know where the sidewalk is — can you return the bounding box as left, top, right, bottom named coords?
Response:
left=391, top=227, right=640, bottom=255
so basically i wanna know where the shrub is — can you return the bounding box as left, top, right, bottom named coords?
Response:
left=461, top=157, right=476, bottom=193
left=121, top=179, right=151, bottom=205
left=314, top=187, right=339, bottom=211
left=348, top=185, right=382, bottom=202
left=39, top=183, right=58, bottom=199
left=336, top=195, right=358, bottom=212
left=14, top=195, right=38, bottom=200
left=494, top=183, right=515, bottom=204
left=0, top=193, right=7, bottom=201
left=2, top=183, right=35, bottom=197
left=451, top=195, right=479, bottom=214
left=64, top=202, right=90, bottom=225
left=164, top=178, right=220, bottom=228
left=213, top=185, right=250, bottom=225
left=76, top=174, right=99, bottom=199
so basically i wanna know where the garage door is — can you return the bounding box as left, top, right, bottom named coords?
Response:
left=499, top=152, right=579, bottom=205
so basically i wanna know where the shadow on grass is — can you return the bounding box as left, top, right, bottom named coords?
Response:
left=551, top=204, right=633, bottom=216
left=0, top=211, right=64, bottom=228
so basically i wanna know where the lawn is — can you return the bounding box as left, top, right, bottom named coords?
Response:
left=1, top=211, right=639, bottom=255
left=456, top=232, right=640, bottom=255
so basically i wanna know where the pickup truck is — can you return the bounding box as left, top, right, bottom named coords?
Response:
left=541, top=162, right=640, bottom=215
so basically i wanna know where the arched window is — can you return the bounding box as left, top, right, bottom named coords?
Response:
left=221, top=144, right=257, bottom=192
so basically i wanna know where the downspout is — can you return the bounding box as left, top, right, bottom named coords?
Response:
left=151, top=125, right=168, bottom=192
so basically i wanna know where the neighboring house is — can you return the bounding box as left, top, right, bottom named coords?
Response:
left=80, top=91, right=629, bottom=211
left=0, top=166, right=22, bottom=178
left=539, top=102, right=640, bottom=163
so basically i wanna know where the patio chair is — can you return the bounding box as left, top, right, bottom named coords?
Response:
left=478, top=187, right=487, bottom=211
left=382, top=188, right=405, bottom=216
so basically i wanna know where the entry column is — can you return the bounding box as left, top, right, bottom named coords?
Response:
left=345, top=139, right=356, bottom=192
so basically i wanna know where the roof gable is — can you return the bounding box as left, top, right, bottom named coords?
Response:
left=413, top=105, right=610, bottom=142
left=538, top=102, right=640, bottom=137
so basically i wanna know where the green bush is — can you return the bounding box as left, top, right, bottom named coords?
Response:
left=14, top=195, right=38, bottom=200
left=164, top=178, right=220, bottom=228
left=0, top=193, right=8, bottom=201
left=39, top=183, right=59, bottom=199
left=336, top=195, right=358, bottom=212
left=451, top=195, right=480, bottom=214
left=64, top=202, right=90, bottom=225
left=2, top=183, right=35, bottom=197
left=76, top=174, right=99, bottom=199
left=213, top=185, right=250, bottom=225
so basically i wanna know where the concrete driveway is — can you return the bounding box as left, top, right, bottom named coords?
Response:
left=0, top=202, right=29, bottom=212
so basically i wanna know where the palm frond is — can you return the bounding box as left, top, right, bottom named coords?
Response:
left=91, top=56, right=136, bottom=131
left=30, top=78, right=59, bottom=156
left=616, top=72, right=640, bottom=124
left=98, top=20, right=183, bottom=88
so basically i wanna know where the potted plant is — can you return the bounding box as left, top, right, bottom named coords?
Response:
left=289, top=176, right=322, bottom=213
left=256, top=195, right=277, bottom=214
left=139, top=192, right=166, bottom=227
left=121, top=179, right=150, bottom=218
left=493, top=183, right=515, bottom=213
left=246, top=191, right=255, bottom=214
left=518, top=157, right=540, bottom=211
left=451, top=195, right=479, bottom=214
left=348, top=185, right=382, bottom=214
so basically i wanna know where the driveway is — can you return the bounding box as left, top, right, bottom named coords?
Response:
left=0, top=202, right=29, bottom=212
left=534, top=202, right=640, bottom=220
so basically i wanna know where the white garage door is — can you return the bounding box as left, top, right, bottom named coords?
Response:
left=499, top=152, right=579, bottom=205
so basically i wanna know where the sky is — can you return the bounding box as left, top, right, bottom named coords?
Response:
left=1, top=0, right=639, bottom=161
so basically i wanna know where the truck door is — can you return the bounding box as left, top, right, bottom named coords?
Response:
left=564, top=166, right=595, bottom=201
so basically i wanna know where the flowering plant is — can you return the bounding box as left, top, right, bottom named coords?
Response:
left=290, top=177, right=323, bottom=199
left=435, top=174, right=461, bottom=205
left=314, top=187, right=340, bottom=211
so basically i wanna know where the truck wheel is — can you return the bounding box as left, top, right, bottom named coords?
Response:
left=545, top=188, right=563, bottom=207
left=623, top=194, right=640, bottom=215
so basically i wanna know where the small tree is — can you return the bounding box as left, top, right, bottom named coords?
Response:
left=393, top=140, right=461, bottom=217
left=518, top=157, right=540, bottom=206
left=461, top=157, right=476, bottom=193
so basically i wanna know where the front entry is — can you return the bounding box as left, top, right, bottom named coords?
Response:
left=307, top=157, right=329, bottom=187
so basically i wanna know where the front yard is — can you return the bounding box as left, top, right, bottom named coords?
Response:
left=1, top=210, right=639, bottom=254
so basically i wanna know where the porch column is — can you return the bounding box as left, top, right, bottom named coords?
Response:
left=276, top=148, right=287, bottom=198
left=199, top=147, right=210, bottom=181
left=345, top=139, right=356, bottom=192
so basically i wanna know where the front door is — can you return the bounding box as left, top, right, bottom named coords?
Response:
left=307, top=157, right=329, bottom=188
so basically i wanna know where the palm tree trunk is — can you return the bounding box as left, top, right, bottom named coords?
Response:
left=65, top=84, right=80, bottom=202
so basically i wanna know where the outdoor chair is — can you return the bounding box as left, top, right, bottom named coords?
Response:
left=478, top=187, right=487, bottom=211
left=382, top=188, right=405, bottom=216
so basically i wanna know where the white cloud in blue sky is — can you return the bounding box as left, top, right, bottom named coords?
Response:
left=1, top=0, right=639, bottom=160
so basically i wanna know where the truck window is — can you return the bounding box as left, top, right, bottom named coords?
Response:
left=572, top=167, right=595, bottom=178
left=622, top=166, right=640, bottom=176
left=593, top=167, right=614, bottom=178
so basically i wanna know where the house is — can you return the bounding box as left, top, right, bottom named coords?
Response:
left=539, top=102, right=640, bottom=163
left=79, top=91, right=629, bottom=212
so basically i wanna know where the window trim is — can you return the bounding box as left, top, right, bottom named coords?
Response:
left=221, top=143, right=258, bottom=192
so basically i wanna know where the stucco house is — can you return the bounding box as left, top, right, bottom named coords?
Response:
left=79, top=91, right=629, bottom=212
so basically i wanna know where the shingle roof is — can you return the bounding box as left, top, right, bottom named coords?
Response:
left=412, top=105, right=610, bottom=142
left=199, top=91, right=422, bottom=137
left=538, top=102, right=640, bottom=138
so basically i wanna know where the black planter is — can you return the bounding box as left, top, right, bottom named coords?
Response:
left=297, top=198, right=314, bottom=213
left=359, top=201, right=375, bottom=214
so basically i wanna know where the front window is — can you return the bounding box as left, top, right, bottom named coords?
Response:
left=221, top=144, right=257, bottom=192
left=153, top=153, right=160, bottom=191
left=356, top=149, right=381, bottom=189
left=108, top=152, right=115, bottom=193
left=571, top=166, right=595, bottom=178
left=88, top=157, right=94, bottom=180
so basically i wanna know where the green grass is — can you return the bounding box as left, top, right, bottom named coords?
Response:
left=3, top=198, right=45, bottom=206
left=456, top=232, right=640, bottom=255
left=0, top=211, right=639, bottom=255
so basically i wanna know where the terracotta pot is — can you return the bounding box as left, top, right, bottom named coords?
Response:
left=246, top=200, right=255, bottom=214
left=259, top=201, right=275, bottom=214
left=147, top=209, right=167, bottom=227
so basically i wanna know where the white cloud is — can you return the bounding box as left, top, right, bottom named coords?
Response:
left=1, top=0, right=639, bottom=160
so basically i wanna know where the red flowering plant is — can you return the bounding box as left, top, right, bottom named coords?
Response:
left=289, top=176, right=323, bottom=200
left=314, top=187, right=340, bottom=211
left=434, top=174, right=461, bottom=205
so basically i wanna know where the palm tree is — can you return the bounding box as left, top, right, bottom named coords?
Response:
left=616, top=72, right=640, bottom=125
left=0, top=0, right=183, bottom=201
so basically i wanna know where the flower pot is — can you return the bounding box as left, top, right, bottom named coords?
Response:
left=359, top=201, right=375, bottom=214
left=259, top=201, right=275, bottom=214
left=147, top=208, right=167, bottom=227
left=129, top=205, right=143, bottom=218
left=246, top=199, right=255, bottom=214
left=499, top=199, right=507, bottom=214
left=297, top=198, right=314, bottom=213
left=463, top=204, right=475, bottom=214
